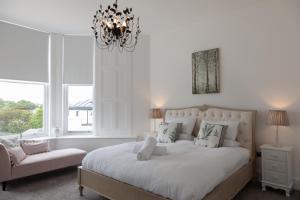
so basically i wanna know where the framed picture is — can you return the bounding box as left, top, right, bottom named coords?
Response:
left=192, top=48, right=220, bottom=94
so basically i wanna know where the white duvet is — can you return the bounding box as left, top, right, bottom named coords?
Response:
left=82, top=141, right=249, bottom=200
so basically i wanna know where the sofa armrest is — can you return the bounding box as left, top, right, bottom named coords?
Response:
left=0, top=143, right=11, bottom=182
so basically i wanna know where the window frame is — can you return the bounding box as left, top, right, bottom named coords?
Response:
left=0, top=79, right=49, bottom=137
left=63, top=84, right=94, bottom=135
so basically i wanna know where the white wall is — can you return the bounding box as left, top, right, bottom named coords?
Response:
left=133, top=35, right=151, bottom=138
left=150, top=0, right=300, bottom=188
left=49, top=34, right=64, bottom=136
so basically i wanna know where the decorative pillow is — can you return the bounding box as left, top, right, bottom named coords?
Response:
left=201, top=120, right=239, bottom=141
left=165, top=117, right=197, bottom=137
left=195, top=121, right=227, bottom=148
left=222, top=139, right=241, bottom=147
left=0, top=136, right=20, bottom=148
left=21, top=140, right=50, bottom=155
left=156, top=123, right=178, bottom=143
left=7, top=146, right=26, bottom=165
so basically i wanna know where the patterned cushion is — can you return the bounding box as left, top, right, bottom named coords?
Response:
left=195, top=121, right=227, bottom=148
left=157, top=123, right=178, bottom=143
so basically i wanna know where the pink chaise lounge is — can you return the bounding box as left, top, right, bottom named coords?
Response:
left=0, top=143, right=86, bottom=191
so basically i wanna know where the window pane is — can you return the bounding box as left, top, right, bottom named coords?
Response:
left=68, top=86, right=93, bottom=132
left=0, top=81, right=45, bottom=138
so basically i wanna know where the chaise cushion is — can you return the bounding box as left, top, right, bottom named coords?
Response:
left=7, top=146, right=27, bottom=165
left=12, top=148, right=86, bottom=179
left=21, top=140, right=50, bottom=155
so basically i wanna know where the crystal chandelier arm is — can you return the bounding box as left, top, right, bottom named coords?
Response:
left=123, top=18, right=140, bottom=50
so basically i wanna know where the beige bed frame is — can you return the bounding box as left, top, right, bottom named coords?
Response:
left=78, top=105, right=256, bottom=200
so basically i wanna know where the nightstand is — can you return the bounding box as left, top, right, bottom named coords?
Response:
left=261, top=144, right=293, bottom=196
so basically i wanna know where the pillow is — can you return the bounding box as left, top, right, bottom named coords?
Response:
left=7, top=146, right=26, bottom=165
left=156, top=123, right=178, bottom=143
left=201, top=120, right=239, bottom=141
left=21, top=140, right=50, bottom=155
left=195, top=121, right=227, bottom=148
left=177, top=133, right=193, bottom=140
left=0, top=136, right=20, bottom=148
left=165, top=117, right=197, bottom=137
left=222, top=139, right=241, bottom=147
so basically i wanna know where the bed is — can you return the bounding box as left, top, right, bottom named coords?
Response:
left=78, top=105, right=256, bottom=200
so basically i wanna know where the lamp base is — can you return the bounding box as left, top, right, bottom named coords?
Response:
left=273, top=126, right=281, bottom=148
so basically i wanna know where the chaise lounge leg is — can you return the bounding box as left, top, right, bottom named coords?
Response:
left=79, top=185, right=83, bottom=196
left=2, top=182, right=7, bottom=191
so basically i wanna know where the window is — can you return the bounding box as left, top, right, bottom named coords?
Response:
left=0, top=80, right=47, bottom=138
left=65, top=85, right=93, bottom=133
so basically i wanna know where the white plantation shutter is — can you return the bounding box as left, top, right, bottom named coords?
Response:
left=0, top=21, right=49, bottom=82
left=63, top=35, right=94, bottom=84
left=94, top=48, right=132, bottom=136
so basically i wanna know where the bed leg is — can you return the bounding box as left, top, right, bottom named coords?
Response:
left=79, top=185, right=83, bottom=196
left=2, top=182, right=7, bottom=191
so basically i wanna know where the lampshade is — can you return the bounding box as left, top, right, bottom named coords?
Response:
left=150, top=108, right=162, bottom=119
left=267, top=110, right=289, bottom=126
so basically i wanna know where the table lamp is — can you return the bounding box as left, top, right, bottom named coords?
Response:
left=267, top=110, right=289, bottom=147
left=150, top=108, right=162, bottom=135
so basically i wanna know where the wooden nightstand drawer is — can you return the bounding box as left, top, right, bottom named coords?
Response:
left=264, top=171, right=287, bottom=185
left=264, top=160, right=287, bottom=173
left=263, top=150, right=286, bottom=162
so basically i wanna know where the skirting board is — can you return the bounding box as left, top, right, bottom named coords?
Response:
left=294, top=177, right=300, bottom=190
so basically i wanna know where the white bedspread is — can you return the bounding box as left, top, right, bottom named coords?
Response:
left=82, top=141, right=250, bottom=200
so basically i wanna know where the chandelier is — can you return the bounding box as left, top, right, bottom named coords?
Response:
left=92, top=0, right=141, bottom=52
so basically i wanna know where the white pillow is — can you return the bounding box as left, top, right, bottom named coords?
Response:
left=165, top=117, right=197, bottom=136
left=201, top=120, right=239, bottom=141
left=222, top=139, right=241, bottom=147
left=177, top=133, right=193, bottom=140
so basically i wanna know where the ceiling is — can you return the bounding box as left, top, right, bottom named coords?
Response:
left=0, top=0, right=262, bottom=35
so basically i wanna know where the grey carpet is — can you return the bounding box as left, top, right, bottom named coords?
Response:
left=0, top=167, right=299, bottom=200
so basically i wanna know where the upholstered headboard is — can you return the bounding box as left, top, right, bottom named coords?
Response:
left=163, top=105, right=256, bottom=160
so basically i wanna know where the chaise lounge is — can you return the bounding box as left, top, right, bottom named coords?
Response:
left=0, top=143, right=86, bottom=191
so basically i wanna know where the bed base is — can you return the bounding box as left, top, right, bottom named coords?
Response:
left=78, top=161, right=253, bottom=200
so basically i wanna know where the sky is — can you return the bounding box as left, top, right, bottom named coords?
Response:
left=68, top=85, right=93, bottom=105
left=0, top=81, right=44, bottom=104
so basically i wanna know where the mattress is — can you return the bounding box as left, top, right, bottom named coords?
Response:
left=82, top=141, right=250, bottom=200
